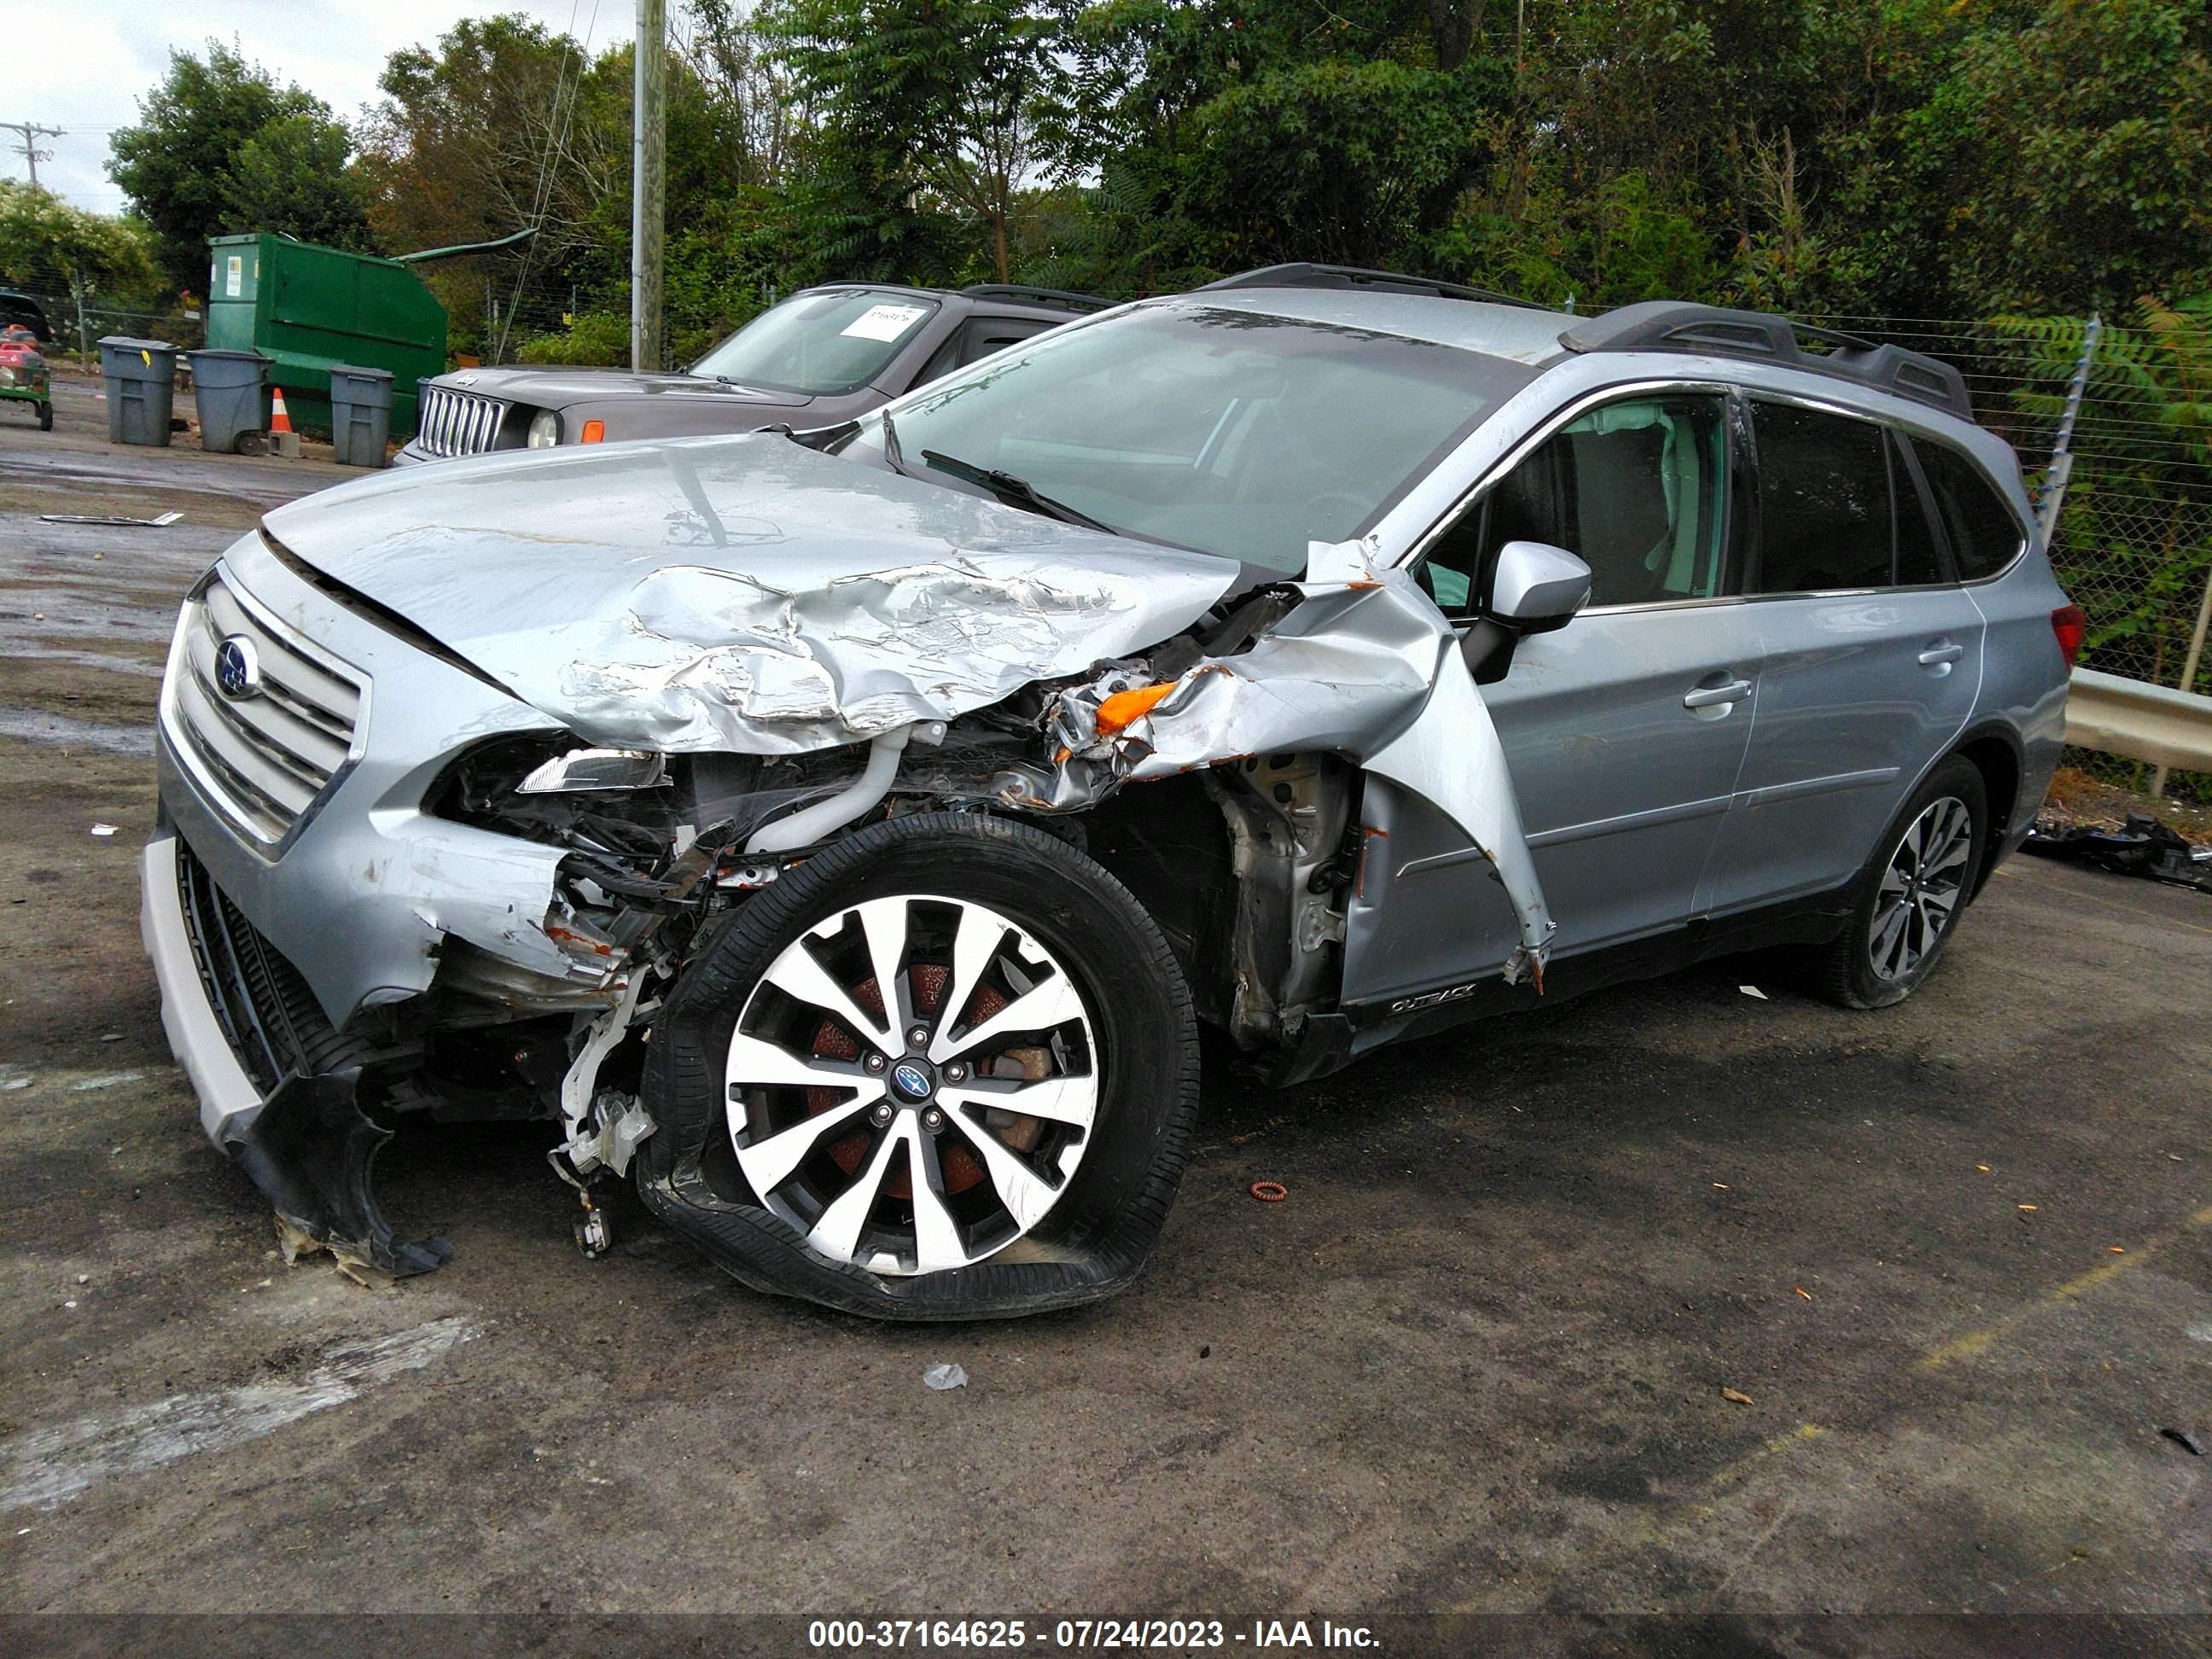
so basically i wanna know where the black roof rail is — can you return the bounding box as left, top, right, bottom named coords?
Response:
left=1557, top=300, right=1973, bottom=420
left=960, top=283, right=1115, bottom=314
left=1196, top=262, right=1551, bottom=312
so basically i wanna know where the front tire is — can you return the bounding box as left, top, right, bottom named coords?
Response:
left=1813, top=756, right=1988, bottom=1010
left=638, top=811, right=1199, bottom=1320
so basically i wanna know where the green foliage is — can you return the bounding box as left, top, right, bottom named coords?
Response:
left=108, top=41, right=375, bottom=294
left=0, top=183, right=160, bottom=298
left=1994, top=302, right=2212, bottom=688
left=516, top=310, right=632, bottom=365
left=122, top=0, right=2210, bottom=363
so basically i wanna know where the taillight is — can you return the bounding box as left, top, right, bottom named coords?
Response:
left=2051, top=603, right=2086, bottom=668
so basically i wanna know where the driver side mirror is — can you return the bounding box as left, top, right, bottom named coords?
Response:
left=1459, top=540, right=1592, bottom=684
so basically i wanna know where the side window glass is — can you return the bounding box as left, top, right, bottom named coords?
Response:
left=960, top=317, right=1051, bottom=368
left=1750, top=401, right=1892, bottom=592
left=1416, top=393, right=1727, bottom=615
left=1916, top=440, right=2026, bottom=580
left=908, top=332, right=964, bottom=390
left=1890, top=431, right=1946, bottom=586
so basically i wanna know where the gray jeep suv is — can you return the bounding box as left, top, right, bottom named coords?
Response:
left=143, top=263, right=2075, bottom=1319
left=394, top=282, right=1107, bottom=464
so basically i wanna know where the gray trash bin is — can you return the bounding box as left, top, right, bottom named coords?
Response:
left=98, top=335, right=178, bottom=448
left=186, top=348, right=268, bottom=454
left=329, top=364, right=395, bottom=469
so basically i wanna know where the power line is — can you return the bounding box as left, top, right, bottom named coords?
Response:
left=0, top=120, right=63, bottom=189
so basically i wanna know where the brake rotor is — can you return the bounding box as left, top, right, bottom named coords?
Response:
left=809, top=963, right=1000, bottom=1196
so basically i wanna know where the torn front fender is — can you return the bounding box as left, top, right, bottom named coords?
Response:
left=1017, top=553, right=1557, bottom=981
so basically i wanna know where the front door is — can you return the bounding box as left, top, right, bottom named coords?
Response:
left=1364, top=389, right=1762, bottom=997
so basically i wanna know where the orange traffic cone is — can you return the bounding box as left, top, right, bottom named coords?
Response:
left=268, top=384, right=300, bottom=457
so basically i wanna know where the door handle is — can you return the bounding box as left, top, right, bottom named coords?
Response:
left=1918, top=639, right=1965, bottom=667
left=1683, top=678, right=1753, bottom=710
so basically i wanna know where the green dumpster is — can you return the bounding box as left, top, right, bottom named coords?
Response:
left=204, top=234, right=445, bottom=441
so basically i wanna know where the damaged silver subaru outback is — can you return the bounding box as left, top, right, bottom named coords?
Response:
left=142, top=263, right=2074, bottom=1319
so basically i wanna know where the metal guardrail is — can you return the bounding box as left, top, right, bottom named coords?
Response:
left=2064, top=667, right=2212, bottom=771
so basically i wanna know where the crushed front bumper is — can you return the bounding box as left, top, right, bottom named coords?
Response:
left=141, top=532, right=593, bottom=1272
left=141, top=829, right=451, bottom=1274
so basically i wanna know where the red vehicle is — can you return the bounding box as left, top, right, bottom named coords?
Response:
left=0, top=322, right=52, bottom=431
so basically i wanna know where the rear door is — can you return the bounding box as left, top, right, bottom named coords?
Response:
left=1393, top=387, right=1765, bottom=967
left=1698, top=397, right=1986, bottom=915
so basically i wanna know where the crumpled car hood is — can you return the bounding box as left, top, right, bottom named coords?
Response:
left=261, top=433, right=1241, bottom=755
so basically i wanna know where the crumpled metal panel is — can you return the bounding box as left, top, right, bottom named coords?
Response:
left=261, top=434, right=1240, bottom=756
left=1017, top=543, right=1557, bottom=978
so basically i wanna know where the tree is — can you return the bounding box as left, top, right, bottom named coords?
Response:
left=0, top=183, right=160, bottom=297
left=765, top=0, right=1068, bottom=282
left=108, top=41, right=375, bottom=293
left=225, top=114, right=377, bottom=253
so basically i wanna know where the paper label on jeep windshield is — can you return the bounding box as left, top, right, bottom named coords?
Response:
left=840, top=303, right=929, bottom=342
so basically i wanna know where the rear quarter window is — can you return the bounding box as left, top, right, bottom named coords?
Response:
left=1914, top=440, right=2028, bottom=580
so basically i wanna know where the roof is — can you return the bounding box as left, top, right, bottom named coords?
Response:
left=1154, top=286, right=1576, bottom=365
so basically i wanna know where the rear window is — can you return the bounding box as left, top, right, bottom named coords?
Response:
left=690, top=290, right=940, bottom=395
left=1914, top=439, right=2027, bottom=580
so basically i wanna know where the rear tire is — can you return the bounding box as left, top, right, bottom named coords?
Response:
left=37, top=400, right=53, bottom=432
left=1812, top=756, right=1988, bottom=1010
left=638, top=811, right=1199, bottom=1320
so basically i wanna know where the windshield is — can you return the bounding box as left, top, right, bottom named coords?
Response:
left=690, top=289, right=940, bottom=395
left=871, top=304, right=1535, bottom=572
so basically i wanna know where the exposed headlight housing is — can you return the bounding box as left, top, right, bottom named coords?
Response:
left=516, top=747, right=668, bottom=794
left=527, top=409, right=561, bottom=448
left=0, top=367, right=15, bottom=387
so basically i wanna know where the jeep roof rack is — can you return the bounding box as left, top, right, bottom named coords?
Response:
left=960, top=283, right=1115, bottom=314
left=1196, top=262, right=1551, bottom=312
left=1557, top=300, right=1973, bottom=420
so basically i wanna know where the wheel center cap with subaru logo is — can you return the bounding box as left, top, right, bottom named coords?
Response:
left=214, top=635, right=262, bottom=699
left=890, top=1060, right=935, bottom=1103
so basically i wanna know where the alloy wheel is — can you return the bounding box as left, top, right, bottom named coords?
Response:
left=1867, top=795, right=1973, bottom=982
left=725, top=894, right=1100, bottom=1275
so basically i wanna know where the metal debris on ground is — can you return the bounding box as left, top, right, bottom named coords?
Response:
left=923, top=1363, right=969, bottom=1392
left=38, top=511, right=183, bottom=527
left=2159, top=1429, right=2204, bottom=1457
left=1795, top=1286, right=1814, bottom=1301
left=1249, top=1180, right=1289, bottom=1203
left=90, top=824, right=119, bottom=836
left=1738, top=985, right=1770, bottom=1000
left=2023, top=812, right=2212, bottom=893
left=1721, top=1388, right=1755, bottom=1405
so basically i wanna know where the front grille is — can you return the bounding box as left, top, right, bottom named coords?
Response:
left=164, top=568, right=367, bottom=848
left=416, top=385, right=508, bottom=457
left=174, top=838, right=326, bottom=1093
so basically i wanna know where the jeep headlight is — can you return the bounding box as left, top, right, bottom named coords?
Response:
left=0, top=367, right=15, bottom=388
left=527, top=409, right=561, bottom=448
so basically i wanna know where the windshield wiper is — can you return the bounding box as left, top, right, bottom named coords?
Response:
left=917, top=448, right=1119, bottom=535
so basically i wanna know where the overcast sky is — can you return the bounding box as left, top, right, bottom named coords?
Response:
left=0, top=0, right=639, bottom=215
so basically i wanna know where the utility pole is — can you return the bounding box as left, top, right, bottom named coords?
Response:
left=631, top=0, right=666, bottom=373
left=1, top=120, right=62, bottom=189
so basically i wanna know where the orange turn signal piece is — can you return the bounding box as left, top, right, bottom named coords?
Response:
left=579, top=420, right=606, bottom=444
left=1095, top=679, right=1178, bottom=737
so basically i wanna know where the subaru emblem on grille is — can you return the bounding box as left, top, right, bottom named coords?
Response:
left=214, top=635, right=262, bottom=699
